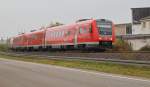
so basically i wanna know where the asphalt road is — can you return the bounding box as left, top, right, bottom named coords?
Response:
left=0, top=58, right=150, bottom=87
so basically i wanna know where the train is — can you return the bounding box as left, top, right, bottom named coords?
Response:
left=9, top=19, right=115, bottom=51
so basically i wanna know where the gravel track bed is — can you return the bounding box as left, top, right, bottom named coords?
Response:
left=11, top=51, right=150, bottom=61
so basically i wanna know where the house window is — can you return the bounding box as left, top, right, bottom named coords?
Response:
left=142, top=22, right=146, bottom=28
left=149, top=22, right=150, bottom=28
left=126, top=24, right=132, bottom=34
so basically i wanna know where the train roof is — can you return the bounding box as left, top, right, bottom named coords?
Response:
left=46, top=19, right=94, bottom=31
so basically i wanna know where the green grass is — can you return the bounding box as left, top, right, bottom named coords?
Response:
left=0, top=54, right=150, bottom=79
left=0, top=44, right=9, bottom=52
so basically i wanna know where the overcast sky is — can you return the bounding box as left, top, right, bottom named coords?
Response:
left=0, top=0, right=150, bottom=38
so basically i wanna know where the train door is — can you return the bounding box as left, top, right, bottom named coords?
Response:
left=74, top=27, right=78, bottom=48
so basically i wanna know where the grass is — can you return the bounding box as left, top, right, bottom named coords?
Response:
left=0, top=44, right=9, bottom=52
left=0, top=54, right=150, bottom=79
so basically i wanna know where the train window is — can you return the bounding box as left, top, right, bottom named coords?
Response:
left=67, top=31, right=71, bottom=36
left=49, top=32, right=50, bottom=37
left=54, top=32, right=56, bottom=38
left=60, top=32, right=62, bottom=37
left=50, top=32, right=53, bottom=37
left=56, top=32, right=58, bottom=37
left=55, top=32, right=57, bottom=38
left=62, top=31, right=64, bottom=37
left=79, top=26, right=89, bottom=34
left=56, top=31, right=58, bottom=38
left=51, top=32, right=53, bottom=38
left=53, top=32, right=55, bottom=37
left=84, top=27, right=88, bottom=33
left=58, top=31, right=61, bottom=37
left=89, top=24, right=92, bottom=33
left=62, top=31, right=64, bottom=36
left=58, top=32, right=59, bottom=37
left=79, top=27, right=83, bottom=34
left=57, top=32, right=59, bottom=37
left=31, top=34, right=37, bottom=40
left=59, top=32, right=62, bottom=37
left=53, top=32, right=55, bottom=38
left=59, top=32, right=61, bottom=37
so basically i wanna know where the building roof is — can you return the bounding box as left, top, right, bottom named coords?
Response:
left=115, top=23, right=131, bottom=26
left=131, top=7, right=150, bottom=9
left=131, top=7, right=150, bottom=24
left=117, top=34, right=150, bottom=40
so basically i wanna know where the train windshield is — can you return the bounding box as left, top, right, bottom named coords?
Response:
left=96, top=20, right=112, bottom=36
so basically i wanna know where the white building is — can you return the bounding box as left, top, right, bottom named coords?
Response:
left=132, top=16, right=150, bottom=34
left=115, top=7, right=150, bottom=50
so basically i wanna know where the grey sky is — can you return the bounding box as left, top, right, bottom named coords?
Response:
left=0, top=0, right=150, bottom=38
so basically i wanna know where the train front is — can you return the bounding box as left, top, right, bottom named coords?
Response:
left=96, top=19, right=115, bottom=48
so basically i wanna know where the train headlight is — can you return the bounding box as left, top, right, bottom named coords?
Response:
left=99, top=38, right=102, bottom=40
left=110, top=38, right=112, bottom=40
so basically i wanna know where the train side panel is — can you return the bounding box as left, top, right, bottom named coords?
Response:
left=26, top=30, right=45, bottom=49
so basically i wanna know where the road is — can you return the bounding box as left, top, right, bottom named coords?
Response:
left=0, top=58, right=150, bottom=87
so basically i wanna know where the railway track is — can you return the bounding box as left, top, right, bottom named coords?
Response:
left=0, top=51, right=150, bottom=67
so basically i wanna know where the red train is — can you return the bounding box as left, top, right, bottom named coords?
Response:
left=9, top=19, right=115, bottom=51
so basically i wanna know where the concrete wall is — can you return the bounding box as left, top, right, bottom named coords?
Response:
left=141, top=20, right=150, bottom=34
left=117, top=34, right=150, bottom=50
left=115, top=24, right=127, bottom=35
left=126, top=38, right=150, bottom=50
left=132, top=24, right=141, bottom=34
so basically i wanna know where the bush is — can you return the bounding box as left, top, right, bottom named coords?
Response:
left=113, top=39, right=132, bottom=51
left=0, top=44, right=9, bottom=52
left=140, top=45, right=150, bottom=51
